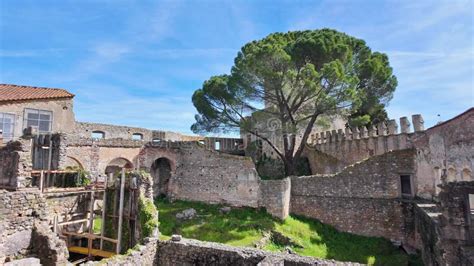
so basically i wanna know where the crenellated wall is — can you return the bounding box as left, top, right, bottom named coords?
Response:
left=305, top=110, right=474, bottom=200
left=306, top=114, right=425, bottom=173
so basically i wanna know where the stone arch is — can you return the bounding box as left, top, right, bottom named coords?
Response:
left=462, top=168, right=472, bottom=181
left=64, top=156, right=84, bottom=170
left=151, top=157, right=173, bottom=198
left=105, top=157, right=134, bottom=176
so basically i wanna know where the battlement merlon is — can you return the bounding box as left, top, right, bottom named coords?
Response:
left=310, top=114, right=424, bottom=145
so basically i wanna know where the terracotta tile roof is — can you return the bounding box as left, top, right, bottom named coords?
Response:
left=0, top=84, right=74, bottom=102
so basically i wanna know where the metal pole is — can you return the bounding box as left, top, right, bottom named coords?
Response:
left=100, top=173, right=111, bottom=250
left=116, top=169, right=126, bottom=254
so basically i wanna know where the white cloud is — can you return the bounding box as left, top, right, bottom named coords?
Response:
left=93, top=43, right=130, bottom=61
left=0, top=48, right=66, bottom=57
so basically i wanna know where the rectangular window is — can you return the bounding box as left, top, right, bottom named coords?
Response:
left=132, top=133, right=143, bottom=140
left=24, top=109, right=52, bottom=133
left=92, top=131, right=105, bottom=139
left=0, top=112, right=15, bottom=141
left=400, top=175, right=412, bottom=197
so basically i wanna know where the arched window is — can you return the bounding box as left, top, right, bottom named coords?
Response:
left=462, top=168, right=472, bottom=181
left=92, top=131, right=105, bottom=139
left=447, top=167, right=457, bottom=182
left=132, top=133, right=143, bottom=140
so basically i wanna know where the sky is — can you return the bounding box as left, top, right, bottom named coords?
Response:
left=0, top=0, right=473, bottom=135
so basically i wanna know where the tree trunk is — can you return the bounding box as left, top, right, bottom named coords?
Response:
left=283, top=156, right=296, bottom=176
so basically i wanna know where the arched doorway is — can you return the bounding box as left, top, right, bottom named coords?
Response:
left=151, top=158, right=172, bottom=198
left=105, top=157, right=134, bottom=176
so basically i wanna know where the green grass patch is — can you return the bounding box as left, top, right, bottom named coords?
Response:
left=93, top=217, right=102, bottom=234
left=156, top=198, right=422, bottom=266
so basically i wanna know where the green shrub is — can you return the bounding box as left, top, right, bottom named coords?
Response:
left=64, top=166, right=91, bottom=187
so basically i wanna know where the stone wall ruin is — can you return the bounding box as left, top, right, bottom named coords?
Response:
left=291, top=149, right=416, bottom=241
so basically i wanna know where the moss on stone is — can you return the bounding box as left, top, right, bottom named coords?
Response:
left=138, top=196, right=159, bottom=239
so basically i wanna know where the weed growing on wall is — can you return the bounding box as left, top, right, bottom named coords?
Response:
left=138, top=196, right=159, bottom=239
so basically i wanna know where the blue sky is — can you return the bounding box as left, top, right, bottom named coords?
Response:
left=1, top=0, right=473, bottom=135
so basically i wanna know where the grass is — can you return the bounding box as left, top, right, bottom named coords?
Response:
left=156, top=198, right=423, bottom=266
left=93, top=217, right=102, bottom=234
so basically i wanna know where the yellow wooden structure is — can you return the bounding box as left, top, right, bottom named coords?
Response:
left=68, top=246, right=115, bottom=258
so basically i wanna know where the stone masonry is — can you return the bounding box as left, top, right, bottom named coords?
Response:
left=291, top=149, right=416, bottom=241
left=87, top=237, right=364, bottom=266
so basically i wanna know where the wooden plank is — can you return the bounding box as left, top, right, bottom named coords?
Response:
left=58, top=218, right=88, bottom=226
left=87, top=190, right=95, bottom=258
left=61, top=231, right=118, bottom=243
left=100, top=173, right=110, bottom=250
left=116, top=169, right=126, bottom=254
left=46, top=135, right=53, bottom=187
left=43, top=188, right=105, bottom=194
left=31, top=170, right=78, bottom=174
left=68, top=246, right=115, bottom=258
left=39, top=170, right=44, bottom=194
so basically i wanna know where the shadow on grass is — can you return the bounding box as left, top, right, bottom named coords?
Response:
left=275, top=215, right=423, bottom=266
left=155, top=198, right=422, bottom=266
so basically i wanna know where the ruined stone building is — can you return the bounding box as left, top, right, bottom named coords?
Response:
left=0, top=83, right=473, bottom=265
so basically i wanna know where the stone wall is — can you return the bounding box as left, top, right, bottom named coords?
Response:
left=412, top=181, right=474, bottom=265
left=89, top=237, right=362, bottom=265
left=291, top=149, right=416, bottom=241
left=305, top=115, right=424, bottom=175
left=413, top=108, right=474, bottom=199
left=155, top=238, right=361, bottom=265
left=75, top=122, right=154, bottom=141
left=139, top=142, right=291, bottom=219
left=75, top=122, right=204, bottom=143
left=0, top=190, right=47, bottom=262
left=43, top=191, right=90, bottom=225
left=31, top=221, right=69, bottom=265
left=242, top=112, right=346, bottom=160
left=59, top=134, right=143, bottom=178
left=413, top=203, right=443, bottom=265
left=436, top=182, right=474, bottom=265
left=140, top=142, right=261, bottom=208
left=0, top=138, right=32, bottom=189
left=259, top=178, right=291, bottom=219
left=301, top=148, right=345, bottom=175
left=305, top=109, right=474, bottom=200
